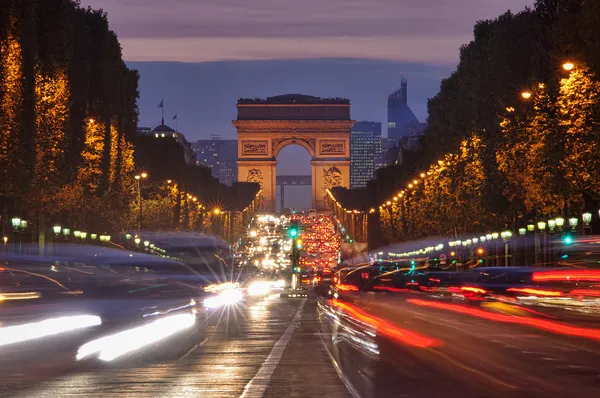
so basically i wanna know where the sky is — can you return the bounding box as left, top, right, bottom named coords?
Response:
left=84, top=0, right=533, bottom=210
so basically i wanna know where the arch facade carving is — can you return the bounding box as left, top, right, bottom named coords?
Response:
left=234, top=95, right=353, bottom=212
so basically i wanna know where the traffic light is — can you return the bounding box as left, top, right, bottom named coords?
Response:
left=410, top=260, right=416, bottom=271
left=296, top=239, right=302, bottom=249
left=293, top=266, right=301, bottom=273
left=563, top=235, right=573, bottom=245
left=288, top=221, right=298, bottom=238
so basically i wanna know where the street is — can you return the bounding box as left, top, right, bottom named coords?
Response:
left=324, top=292, right=600, bottom=398
left=1, top=295, right=350, bottom=398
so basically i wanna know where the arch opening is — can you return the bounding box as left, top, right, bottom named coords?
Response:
left=276, top=144, right=312, bottom=213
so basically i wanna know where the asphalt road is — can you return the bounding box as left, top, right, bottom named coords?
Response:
left=2, top=295, right=351, bottom=398
left=324, top=291, right=600, bottom=398
left=4, top=290, right=599, bottom=398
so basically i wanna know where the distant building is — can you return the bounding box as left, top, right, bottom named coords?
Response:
left=192, top=135, right=238, bottom=185
left=387, top=76, right=427, bottom=141
left=138, top=123, right=196, bottom=166
left=378, top=137, right=396, bottom=169
left=396, top=135, right=423, bottom=165
left=350, top=121, right=381, bottom=189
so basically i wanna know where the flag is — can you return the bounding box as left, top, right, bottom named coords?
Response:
left=158, top=99, right=163, bottom=108
left=172, top=114, right=177, bottom=120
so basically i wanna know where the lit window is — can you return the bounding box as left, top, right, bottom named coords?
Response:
left=161, top=133, right=165, bottom=137
left=388, top=122, right=396, bottom=128
left=155, top=134, right=158, bottom=137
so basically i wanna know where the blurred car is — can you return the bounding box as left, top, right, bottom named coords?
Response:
left=313, top=268, right=335, bottom=296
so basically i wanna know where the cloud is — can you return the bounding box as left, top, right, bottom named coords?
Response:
left=84, top=0, right=533, bottom=62
left=120, top=35, right=466, bottom=64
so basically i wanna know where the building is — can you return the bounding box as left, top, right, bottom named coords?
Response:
left=387, top=76, right=427, bottom=141
left=138, top=123, right=196, bottom=166
left=192, top=135, right=238, bottom=186
left=350, top=121, right=381, bottom=189
left=377, top=137, right=396, bottom=169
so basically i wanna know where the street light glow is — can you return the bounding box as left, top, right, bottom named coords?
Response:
left=563, top=62, right=574, bottom=71
left=214, top=208, right=221, bottom=215
left=521, top=91, right=532, bottom=99
left=141, top=172, right=148, bottom=178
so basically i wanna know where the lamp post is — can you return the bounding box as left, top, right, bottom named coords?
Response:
left=501, top=230, right=512, bottom=266
left=135, top=172, right=148, bottom=232
left=582, top=212, right=592, bottom=235
left=11, top=217, right=26, bottom=254
left=537, top=221, right=547, bottom=266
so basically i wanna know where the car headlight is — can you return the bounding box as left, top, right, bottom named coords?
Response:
left=248, top=281, right=271, bottom=296
left=204, top=288, right=243, bottom=309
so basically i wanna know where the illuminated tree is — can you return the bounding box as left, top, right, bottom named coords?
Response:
left=557, top=65, right=600, bottom=197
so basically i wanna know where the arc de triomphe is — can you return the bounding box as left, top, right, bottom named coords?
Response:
left=234, top=94, right=353, bottom=212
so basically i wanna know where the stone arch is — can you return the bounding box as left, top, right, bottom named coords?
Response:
left=272, top=137, right=316, bottom=159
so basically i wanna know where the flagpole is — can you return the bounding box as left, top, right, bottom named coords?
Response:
left=161, top=97, right=164, bottom=125
left=175, top=115, right=178, bottom=132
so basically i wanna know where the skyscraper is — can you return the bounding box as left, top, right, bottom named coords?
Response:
left=192, top=135, right=238, bottom=185
left=350, top=121, right=381, bottom=189
left=387, top=76, right=426, bottom=141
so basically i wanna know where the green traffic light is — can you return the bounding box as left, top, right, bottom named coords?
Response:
left=289, top=228, right=298, bottom=238
left=563, top=235, right=573, bottom=245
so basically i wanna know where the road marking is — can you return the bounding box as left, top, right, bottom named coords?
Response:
left=240, top=298, right=307, bottom=398
left=178, top=336, right=208, bottom=361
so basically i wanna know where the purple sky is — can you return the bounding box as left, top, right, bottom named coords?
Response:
left=83, top=0, right=533, bottom=210
left=84, top=0, right=532, bottom=64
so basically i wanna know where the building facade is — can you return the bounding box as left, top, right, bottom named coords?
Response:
left=234, top=94, right=352, bottom=212
left=350, top=121, right=381, bottom=189
left=192, top=135, right=238, bottom=186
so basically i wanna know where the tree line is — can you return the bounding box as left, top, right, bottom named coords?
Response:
left=0, top=0, right=259, bottom=245
left=333, top=0, right=600, bottom=246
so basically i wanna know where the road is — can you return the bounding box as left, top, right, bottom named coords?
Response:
left=324, top=291, right=600, bottom=398
left=1, top=289, right=599, bottom=397
left=1, top=295, right=350, bottom=398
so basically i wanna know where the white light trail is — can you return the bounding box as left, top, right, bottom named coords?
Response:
left=0, top=315, right=101, bottom=347
left=76, top=312, right=196, bottom=362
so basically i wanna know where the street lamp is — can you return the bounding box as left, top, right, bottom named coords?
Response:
left=213, top=208, right=221, bottom=215
left=134, top=237, right=141, bottom=246
left=548, top=219, right=556, bottom=232
left=53, top=225, right=61, bottom=236
left=135, top=172, right=148, bottom=232
left=568, top=217, right=578, bottom=231
left=555, top=217, right=565, bottom=229
left=11, top=217, right=21, bottom=229
left=563, top=62, right=574, bottom=71
left=62, top=228, right=70, bottom=237
left=582, top=212, right=592, bottom=227
left=74, top=230, right=81, bottom=239
left=537, top=221, right=546, bottom=231
left=90, top=233, right=97, bottom=240
left=80, top=232, right=87, bottom=240
left=518, top=228, right=526, bottom=236
left=527, top=224, right=535, bottom=232
left=521, top=91, right=532, bottom=99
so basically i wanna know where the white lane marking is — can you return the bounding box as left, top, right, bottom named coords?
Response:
left=240, top=298, right=307, bottom=398
left=178, top=336, right=208, bottom=361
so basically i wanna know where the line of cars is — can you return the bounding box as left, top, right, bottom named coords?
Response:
left=325, top=261, right=600, bottom=319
